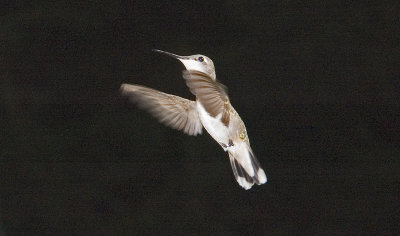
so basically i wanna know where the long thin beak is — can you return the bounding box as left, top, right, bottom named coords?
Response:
left=152, top=49, right=185, bottom=59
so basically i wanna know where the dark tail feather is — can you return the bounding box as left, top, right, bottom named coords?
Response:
left=228, top=148, right=267, bottom=190
left=229, top=154, right=254, bottom=190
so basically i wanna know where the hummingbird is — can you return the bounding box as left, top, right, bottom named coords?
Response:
left=120, top=49, right=267, bottom=190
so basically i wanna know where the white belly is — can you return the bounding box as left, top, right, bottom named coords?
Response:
left=196, top=102, right=229, bottom=145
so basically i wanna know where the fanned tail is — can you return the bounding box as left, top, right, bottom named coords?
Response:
left=228, top=144, right=267, bottom=190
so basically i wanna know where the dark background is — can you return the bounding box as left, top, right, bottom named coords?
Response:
left=1, top=1, right=399, bottom=235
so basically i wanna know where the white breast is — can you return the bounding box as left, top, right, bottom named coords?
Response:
left=196, top=101, right=229, bottom=145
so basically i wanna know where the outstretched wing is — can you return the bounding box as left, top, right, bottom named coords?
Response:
left=120, top=84, right=203, bottom=136
left=182, top=70, right=230, bottom=125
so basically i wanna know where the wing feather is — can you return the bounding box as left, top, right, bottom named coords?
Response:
left=120, top=84, right=203, bottom=136
left=182, top=70, right=229, bottom=118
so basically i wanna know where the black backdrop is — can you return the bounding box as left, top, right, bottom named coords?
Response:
left=1, top=1, right=399, bottom=234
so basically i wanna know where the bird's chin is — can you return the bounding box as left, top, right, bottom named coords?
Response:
left=179, top=60, right=205, bottom=72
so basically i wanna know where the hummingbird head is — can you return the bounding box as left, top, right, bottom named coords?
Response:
left=153, top=49, right=216, bottom=80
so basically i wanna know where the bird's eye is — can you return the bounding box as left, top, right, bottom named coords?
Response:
left=198, top=56, right=204, bottom=62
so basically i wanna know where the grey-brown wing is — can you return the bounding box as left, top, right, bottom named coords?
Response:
left=120, top=84, right=203, bottom=136
left=182, top=70, right=229, bottom=118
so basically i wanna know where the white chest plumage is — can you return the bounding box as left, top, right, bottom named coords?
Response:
left=196, top=101, right=229, bottom=146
